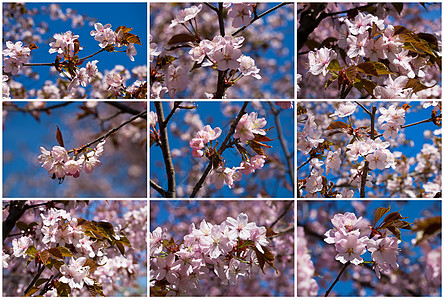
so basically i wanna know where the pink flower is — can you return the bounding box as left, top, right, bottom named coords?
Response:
left=225, top=212, right=256, bottom=240
left=381, top=121, right=400, bottom=139
left=213, top=44, right=242, bottom=71
left=233, top=114, right=254, bottom=143
left=150, top=227, right=166, bottom=256
left=210, top=167, right=235, bottom=189
left=65, top=160, right=82, bottom=178
left=85, top=60, right=98, bottom=77
left=275, top=101, right=293, bottom=109
left=105, top=72, right=124, bottom=89
left=346, top=32, right=369, bottom=58
left=334, top=230, right=368, bottom=265
left=165, top=65, right=188, bottom=98
left=206, top=225, right=233, bottom=258
left=238, top=55, right=261, bottom=79
left=307, top=47, right=337, bottom=76
left=189, top=138, right=205, bottom=150
left=250, top=155, right=266, bottom=170
left=325, top=148, right=342, bottom=175
left=367, top=236, right=400, bottom=279
left=126, top=43, right=137, bottom=61
left=170, top=4, right=203, bottom=28
left=199, top=125, right=222, bottom=143
left=366, top=149, right=388, bottom=170
left=3, top=58, right=22, bottom=75
left=248, top=112, right=266, bottom=135
left=344, top=12, right=374, bottom=35
left=227, top=3, right=253, bottom=28
left=249, top=226, right=269, bottom=254
left=12, top=236, right=32, bottom=258
left=90, top=23, right=116, bottom=48
left=329, top=102, right=357, bottom=118
left=79, top=152, right=102, bottom=174
left=192, top=149, right=204, bottom=158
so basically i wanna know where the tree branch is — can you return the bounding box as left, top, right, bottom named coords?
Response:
left=104, top=102, right=147, bottom=119
left=150, top=179, right=167, bottom=197
left=324, top=261, right=350, bottom=296
left=360, top=106, right=376, bottom=198
left=3, top=200, right=26, bottom=243
left=270, top=201, right=293, bottom=228
left=76, top=109, right=147, bottom=154
left=164, top=101, right=183, bottom=126
left=214, top=3, right=227, bottom=99
left=233, top=3, right=292, bottom=36
left=155, top=102, right=176, bottom=198
left=269, top=102, right=294, bottom=191
left=190, top=101, right=249, bottom=198
left=23, top=264, right=46, bottom=296
left=5, top=101, right=74, bottom=113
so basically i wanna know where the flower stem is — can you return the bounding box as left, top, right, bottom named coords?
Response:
left=324, top=261, right=350, bottom=296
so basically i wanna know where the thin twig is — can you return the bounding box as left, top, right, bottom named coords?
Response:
left=233, top=3, right=292, bottom=36
left=360, top=106, right=376, bottom=198
left=204, top=2, right=218, bottom=12
left=269, top=102, right=294, bottom=191
left=76, top=110, right=147, bottom=154
left=374, top=114, right=442, bottom=139
left=155, top=102, right=176, bottom=198
left=5, top=102, right=73, bottom=113
left=354, top=101, right=371, bottom=116
left=104, top=102, right=147, bottom=119
left=190, top=102, right=249, bottom=198
left=324, top=261, right=351, bottom=296
left=150, top=179, right=167, bottom=197
left=164, top=101, right=183, bottom=126
left=270, top=201, right=293, bottom=228
left=23, top=264, right=45, bottom=296
left=215, top=3, right=227, bottom=99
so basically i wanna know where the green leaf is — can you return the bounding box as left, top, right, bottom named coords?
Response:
left=15, top=221, right=29, bottom=231
left=115, top=241, right=126, bottom=257
left=25, top=245, right=37, bottom=256
left=372, top=62, right=394, bottom=75
left=55, top=282, right=71, bottom=297
left=119, top=234, right=133, bottom=248
left=326, top=59, right=342, bottom=72
left=374, top=206, right=390, bottom=226
left=354, top=78, right=377, bottom=96
left=57, top=246, right=74, bottom=257
left=24, top=286, right=40, bottom=297
left=345, top=65, right=358, bottom=82
left=35, top=278, right=50, bottom=287
left=324, top=73, right=338, bottom=92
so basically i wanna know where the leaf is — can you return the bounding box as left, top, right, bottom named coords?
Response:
left=326, top=121, right=348, bottom=130
left=40, top=250, right=50, bottom=265
left=382, top=211, right=403, bottom=224
left=324, top=73, right=338, bottom=92
left=297, top=106, right=307, bottom=116
left=115, top=25, right=133, bottom=34
left=105, top=44, right=115, bottom=52
left=374, top=206, right=390, bottom=226
left=73, top=39, right=80, bottom=55
left=167, top=33, right=195, bottom=45
left=123, top=33, right=142, bottom=45
left=119, top=234, right=133, bottom=248
left=345, top=65, right=358, bottom=83
left=417, top=32, right=439, bottom=49
left=115, top=240, right=126, bottom=257
left=86, top=284, right=97, bottom=297
left=56, top=125, right=64, bottom=147
left=253, top=134, right=275, bottom=143
left=35, top=278, right=49, bottom=287
left=404, top=78, right=434, bottom=93
left=15, top=221, right=29, bottom=231
left=24, top=286, right=40, bottom=297
left=402, top=103, right=412, bottom=111
left=57, top=246, right=74, bottom=257
left=25, top=245, right=37, bottom=256
left=357, top=62, right=379, bottom=77
left=27, top=42, right=39, bottom=51
left=354, top=78, right=377, bottom=96
left=389, top=220, right=413, bottom=230
left=55, top=282, right=71, bottom=297
left=254, top=246, right=278, bottom=274
left=326, top=59, right=342, bottom=72
left=393, top=25, right=411, bottom=36
left=412, top=216, right=441, bottom=244
left=48, top=247, right=64, bottom=260
left=265, top=227, right=277, bottom=238
left=387, top=226, right=401, bottom=240
left=372, top=62, right=394, bottom=75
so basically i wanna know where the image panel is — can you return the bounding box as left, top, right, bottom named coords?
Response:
left=297, top=200, right=442, bottom=296
left=297, top=3, right=441, bottom=99
left=3, top=200, right=147, bottom=296
left=297, top=101, right=442, bottom=198
left=3, top=2, right=147, bottom=99
left=150, top=199, right=294, bottom=296
left=3, top=101, right=147, bottom=198
left=150, top=2, right=294, bottom=99
left=150, top=101, right=294, bottom=198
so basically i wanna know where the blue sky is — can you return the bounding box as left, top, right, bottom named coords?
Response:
left=3, top=2, right=147, bottom=97
left=297, top=101, right=441, bottom=197
left=3, top=101, right=147, bottom=198
left=298, top=199, right=442, bottom=296
left=150, top=101, right=294, bottom=198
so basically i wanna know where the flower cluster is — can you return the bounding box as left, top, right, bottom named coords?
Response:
left=324, top=212, right=400, bottom=279
left=2, top=41, right=31, bottom=75
left=150, top=212, right=274, bottom=296
left=302, top=7, right=440, bottom=99
left=68, top=60, right=99, bottom=92
left=90, top=23, right=137, bottom=61
left=49, top=31, right=82, bottom=60
left=378, top=104, right=406, bottom=139
left=38, top=141, right=105, bottom=181
left=188, top=111, right=270, bottom=190
left=297, top=227, right=319, bottom=296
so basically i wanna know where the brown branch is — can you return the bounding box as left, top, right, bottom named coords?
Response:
left=270, top=201, right=293, bottom=228
left=269, top=102, right=294, bottom=190
left=164, top=101, right=183, bottom=126
left=190, top=101, right=249, bottom=198
left=360, top=106, right=376, bottom=198
left=324, top=261, right=350, bottom=296
left=155, top=102, right=176, bottom=198
left=3, top=201, right=26, bottom=243
left=104, top=102, right=147, bottom=119
left=150, top=179, right=167, bottom=197
left=23, top=264, right=46, bottom=296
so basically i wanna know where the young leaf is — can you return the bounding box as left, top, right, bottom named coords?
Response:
left=326, top=121, right=348, bottom=130
left=357, top=62, right=379, bottom=77
left=57, top=246, right=74, bottom=257
left=412, top=216, right=441, bottom=244
left=374, top=206, right=390, bottom=226
left=265, top=227, right=277, bottom=238
left=56, top=125, right=64, bottom=147
left=40, top=250, right=50, bottom=264
left=48, top=247, right=64, bottom=260
left=24, top=286, right=40, bottom=297
left=254, top=246, right=279, bottom=274
left=167, top=33, right=195, bottom=45
left=326, top=59, right=342, bottom=72
left=345, top=65, right=358, bottom=82
left=387, top=226, right=401, bottom=240
left=35, top=278, right=50, bottom=287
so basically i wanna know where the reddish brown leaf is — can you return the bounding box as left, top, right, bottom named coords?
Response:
left=56, top=125, right=64, bottom=147
left=167, top=33, right=195, bottom=45
left=326, top=121, right=348, bottom=130
left=374, top=206, right=390, bottom=226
